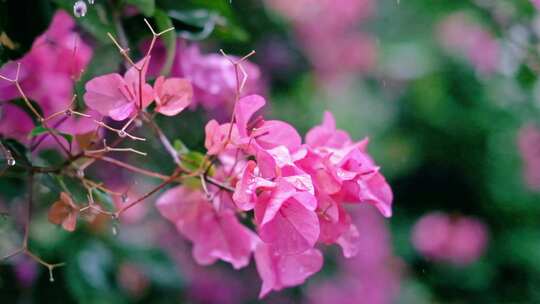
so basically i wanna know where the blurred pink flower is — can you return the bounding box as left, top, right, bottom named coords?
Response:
left=518, top=123, right=540, bottom=191
left=266, top=0, right=377, bottom=81
left=438, top=13, right=500, bottom=74
left=14, top=256, right=38, bottom=288
left=532, top=0, right=540, bottom=10
left=142, top=40, right=264, bottom=112
left=411, top=212, right=489, bottom=265
left=0, top=104, right=34, bottom=144
left=0, top=10, right=92, bottom=117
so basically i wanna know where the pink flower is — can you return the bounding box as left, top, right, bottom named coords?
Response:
left=156, top=186, right=256, bottom=269
left=532, top=0, right=540, bottom=10
left=254, top=180, right=320, bottom=255
left=153, top=76, right=193, bottom=116
left=254, top=242, right=323, bottom=298
left=204, top=120, right=239, bottom=156
left=518, top=123, right=540, bottom=191
left=0, top=11, right=92, bottom=117
left=84, top=58, right=153, bottom=120
left=411, top=212, right=489, bottom=265
left=143, top=40, right=264, bottom=111
left=0, top=104, right=34, bottom=144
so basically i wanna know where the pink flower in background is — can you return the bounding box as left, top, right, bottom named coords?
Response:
left=265, top=0, right=377, bottom=81
left=411, top=212, right=489, bottom=265
left=84, top=58, right=153, bottom=121
left=153, top=76, right=193, bottom=116
left=518, top=123, right=540, bottom=191
left=532, top=0, right=540, bottom=10
left=143, top=40, right=264, bottom=112
left=438, top=13, right=500, bottom=74
left=0, top=104, right=34, bottom=144
left=0, top=11, right=92, bottom=117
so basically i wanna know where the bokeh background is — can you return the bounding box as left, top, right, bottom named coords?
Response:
left=2, top=0, right=540, bottom=303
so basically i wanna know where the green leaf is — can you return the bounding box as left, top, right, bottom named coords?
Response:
left=92, top=188, right=116, bottom=213
left=125, top=0, right=155, bottom=17
left=28, top=125, right=73, bottom=147
left=173, top=139, right=189, bottom=155
left=153, top=9, right=176, bottom=75
left=168, top=10, right=218, bottom=41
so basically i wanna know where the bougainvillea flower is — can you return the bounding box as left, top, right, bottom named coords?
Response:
left=235, top=94, right=301, bottom=153
left=233, top=160, right=276, bottom=211
left=0, top=11, right=92, bottom=117
left=156, top=186, right=256, bottom=269
left=254, top=181, right=319, bottom=255
left=47, top=192, right=79, bottom=232
left=0, top=104, right=34, bottom=144
left=305, top=111, right=351, bottom=148
left=153, top=76, right=193, bottom=116
left=411, top=212, right=489, bottom=265
left=204, top=120, right=240, bottom=155
left=254, top=242, right=323, bottom=298
left=84, top=57, right=153, bottom=120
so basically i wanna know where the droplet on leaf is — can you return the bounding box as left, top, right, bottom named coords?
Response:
left=73, top=1, right=87, bottom=18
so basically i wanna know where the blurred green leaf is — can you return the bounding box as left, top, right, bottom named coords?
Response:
left=168, top=9, right=217, bottom=41
left=125, top=0, right=156, bottom=17
left=153, top=9, right=176, bottom=75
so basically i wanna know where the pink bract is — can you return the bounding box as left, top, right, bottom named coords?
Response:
left=84, top=58, right=153, bottom=121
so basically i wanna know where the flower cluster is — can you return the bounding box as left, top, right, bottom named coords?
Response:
left=0, top=11, right=93, bottom=144
left=156, top=94, right=393, bottom=297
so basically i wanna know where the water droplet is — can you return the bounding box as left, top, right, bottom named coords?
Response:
left=88, top=0, right=95, bottom=4
left=112, top=225, right=118, bottom=235
left=118, top=130, right=126, bottom=138
left=121, top=193, right=128, bottom=203
left=76, top=168, right=85, bottom=179
left=7, top=158, right=15, bottom=166
left=48, top=268, right=55, bottom=282
left=73, top=1, right=87, bottom=18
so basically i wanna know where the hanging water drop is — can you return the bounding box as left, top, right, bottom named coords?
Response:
left=112, top=225, right=117, bottom=235
left=48, top=267, right=55, bottom=282
left=88, top=0, right=95, bottom=4
left=7, top=157, right=15, bottom=166
left=73, top=1, right=87, bottom=18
